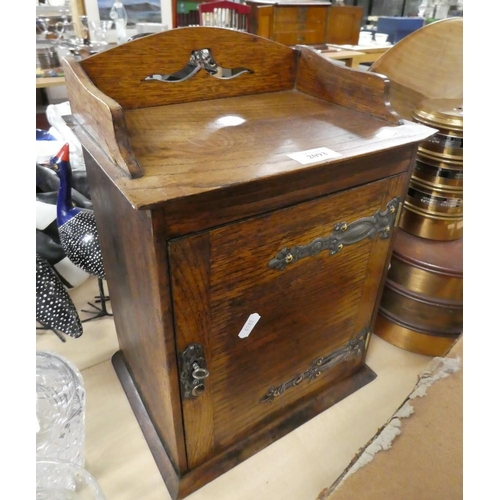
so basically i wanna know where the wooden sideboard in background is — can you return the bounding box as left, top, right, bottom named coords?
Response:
left=246, top=2, right=363, bottom=46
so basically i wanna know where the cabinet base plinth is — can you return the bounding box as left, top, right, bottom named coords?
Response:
left=112, top=350, right=377, bottom=499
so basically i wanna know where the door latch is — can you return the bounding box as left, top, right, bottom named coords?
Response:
left=179, top=343, right=210, bottom=399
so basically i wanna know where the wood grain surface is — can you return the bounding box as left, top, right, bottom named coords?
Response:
left=70, top=90, right=435, bottom=214
left=169, top=176, right=404, bottom=468
left=159, top=146, right=412, bottom=239
left=78, top=27, right=297, bottom=110
left=120, top=91, right=426, bottom=207
left=296, top=46, right=400, bottom=124
left=325, top=6, right=363, bottom=45
left=112, top=352, right=181, bottom=500
left=64, top=26, right=435, bottom=185
left=247, top=3, right=362, bottom=46
left=83, top=149, right=188, bottom=473
left=273, top=5, right=328, bottom=46
left=369, top=18, right=463, bottom=120
left=62, top=58, right=143, bottom=178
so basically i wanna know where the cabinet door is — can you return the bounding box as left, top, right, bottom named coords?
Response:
left=169, top=175, right=404, bottom=468
left=326, top=6, right=363, bottom=45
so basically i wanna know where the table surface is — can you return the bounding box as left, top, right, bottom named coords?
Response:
left=36, top=276, right=434, bottom=500
left=328, top=43, right=393, bottom=53
left=317, top=48, right=366, bottom=58
left=323, top=43, right=393, bottom=69
left=36, top=76, right=66, bottom=89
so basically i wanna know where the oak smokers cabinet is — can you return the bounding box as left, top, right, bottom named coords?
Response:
left=62, top=27, right=435, bottom=499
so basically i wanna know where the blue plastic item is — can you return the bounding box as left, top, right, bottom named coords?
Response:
left=377, top=17, right=425, bottom=44
left=36, top=129, right=57, bottom=141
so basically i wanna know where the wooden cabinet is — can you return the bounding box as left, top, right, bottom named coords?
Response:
left=62, top=27, right=435, bottom=499
left=267, top=4, right=329, bottom=46
left=247, top=1, right=363, bottom=46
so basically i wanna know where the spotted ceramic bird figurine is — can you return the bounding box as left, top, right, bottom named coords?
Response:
left=49, top=143, right=111, bottom=320
left=36, top=253, right=83, bottom=339
left=50, top=143, right=105, bottom=279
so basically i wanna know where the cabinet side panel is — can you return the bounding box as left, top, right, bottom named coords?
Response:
left=296, top=47, right=400, bottom=124
left=83, top=149, right=187, bottom=472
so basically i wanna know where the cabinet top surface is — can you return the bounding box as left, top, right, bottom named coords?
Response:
left=88, top=90, right=432, bottom=209
left=63, top=28, right=436, bottom=211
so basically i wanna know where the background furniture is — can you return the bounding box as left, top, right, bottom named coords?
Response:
left=314, top=47, right=367, bottom=68
left=246, top=2, right=363, bottom=46
left=37, top=76, right=67, bottom=89
left=322, top=43, right=392, bottom=69
left=368, top=17, right=463, bottom=120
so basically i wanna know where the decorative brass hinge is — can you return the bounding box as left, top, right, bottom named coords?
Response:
left=259, top=329, right=369, bottom=403
left=268, top=197, right=400, bottom=271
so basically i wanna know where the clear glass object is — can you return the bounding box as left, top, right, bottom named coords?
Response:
left=89, top=20, right=113, bottom=48
left=36, top=460, right=107, bottom=500
left=36, top=351, right=86, bottom=467
left=109, top=1, right=128, bottom=45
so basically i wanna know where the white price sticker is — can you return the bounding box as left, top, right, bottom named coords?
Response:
left=287, top=147, right=341, bottom=165
left=375, top=128, right=398, bottom=139
left=238, top=313, right=261, bottom=339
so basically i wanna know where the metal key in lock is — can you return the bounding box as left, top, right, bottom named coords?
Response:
left=192, top=362, right=209, bottom=380
left=180, top=344, right=210, bottom=399
left=191, top=362, right=209, bottom=397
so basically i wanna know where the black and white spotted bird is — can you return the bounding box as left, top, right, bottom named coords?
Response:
left=48, top=143, right=111, bottom=320
left=36, top=253, right=83, bottom=339
left=50, top=143, right=105, bottom=279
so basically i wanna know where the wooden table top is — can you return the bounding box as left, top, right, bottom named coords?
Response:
left=317, top=48, right=366, bottom=59
left=328, top=43, right=393, bottom=53
left=36, top=76, right=66, bottom=89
